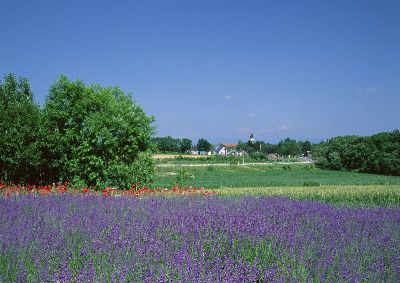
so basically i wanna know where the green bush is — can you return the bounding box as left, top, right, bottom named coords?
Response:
left=41, top=75, right=155, bottom=188
left=0, top=73, right=155, bottom=188
left=0, top=74, right=42, bottom=183
left=170, top=168, right=194, bottom=188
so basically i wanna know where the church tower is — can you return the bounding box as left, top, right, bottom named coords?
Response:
left=249, top=133, right=255, bottom=144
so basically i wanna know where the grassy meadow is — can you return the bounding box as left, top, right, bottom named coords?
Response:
left=154, top=164, right=400, bottom=188
left=153, top=164, right=400, bottom=206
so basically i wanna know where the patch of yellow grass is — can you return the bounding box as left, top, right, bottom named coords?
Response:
left=213, top=184, right=399, bottom=195
left=211, top=185, right=400, bottom=206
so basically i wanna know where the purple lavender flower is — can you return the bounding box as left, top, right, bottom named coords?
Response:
left=0, top=195, right=398, bottom=282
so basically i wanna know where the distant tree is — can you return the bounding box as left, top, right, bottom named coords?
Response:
left=250, top=140, right=263, bottom=152
left=277, top=138, right=302, bottom=156
left=154, top=136, right=180, bottom=153
left=263, top=143, right=278, bottom=154
left=314, top=131, right=400, bottom=176
left=237, top=141, right=254, bottom=153
left=300, top=141, right=312, bottom=156
left=0, top=74, right=42, bottom=183
left=197, top=138, right=211, bottom=152
left=180, top=138, right=192, bottom=153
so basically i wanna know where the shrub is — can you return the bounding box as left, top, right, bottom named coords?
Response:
left=327, top=151, right=343, bottom=170
left=170, top=168, right=194, bottom=188
left=0, top=74, right=42, bottom=183
left=41, top=75, right=155, bottom=188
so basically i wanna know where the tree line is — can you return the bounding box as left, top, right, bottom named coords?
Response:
left=0, top=74, right=154, bottom=188
left=237, top=139, right=312, bottom=157
left=155, top=133, right=400, bottom=176
left=313, top=131, right=400, bottom=176
left=154, top=136, right=312, bottom=157
left=153, top=137, right=211, bottom=153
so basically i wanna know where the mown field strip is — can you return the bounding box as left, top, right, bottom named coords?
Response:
left=152, top=154, right=208, bottom=159
left=156, top=161, right=313, bottom=167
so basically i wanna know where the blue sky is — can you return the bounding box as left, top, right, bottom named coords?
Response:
left=1, top=0, right=399, bottom=143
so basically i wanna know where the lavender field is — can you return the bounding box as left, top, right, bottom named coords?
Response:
left=0, top=195, right=399, bottom=282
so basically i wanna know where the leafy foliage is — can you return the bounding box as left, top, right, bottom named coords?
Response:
left=237, top=138, right=309, bottom=158
left=169, top=168, right=194, bottom=188
left=197, top=138, right=212, bottom=152
left=180, top=138, right=192, bottom=153
left=0, top=74, right=155, bottom=188
left=314, top=131, right=400, bottom=175
left=277, top=138, right=302, bottom=156
left=153, top=136, right=192, bottom=153
left=0, top=74, right=42, bottom=183
left=41, top=75, right=155, bottom=188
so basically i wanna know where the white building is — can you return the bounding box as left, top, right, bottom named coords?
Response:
left=214, top=143, right=238, bottom=155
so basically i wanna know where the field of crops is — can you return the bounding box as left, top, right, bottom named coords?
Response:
left=153, top=165, right=400, bottom=189
left=1, top=195, right=399, bottom=282
left=1, top=165, right=399, bottom=282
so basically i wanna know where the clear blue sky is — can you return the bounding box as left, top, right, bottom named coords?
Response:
left=1, top=0, right=399, bottom=143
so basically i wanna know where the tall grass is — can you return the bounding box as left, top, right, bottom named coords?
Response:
left=213, top=185, right=400, bottom=207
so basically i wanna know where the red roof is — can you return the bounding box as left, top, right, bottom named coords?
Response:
left=222, top=143, right=238, bottom=148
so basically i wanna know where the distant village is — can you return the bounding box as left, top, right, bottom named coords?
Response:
left=186, top=134, right=282, bottom=160
left=189, top=134, right=253, bottom=155
left=153, top=133, right=315, bottom=161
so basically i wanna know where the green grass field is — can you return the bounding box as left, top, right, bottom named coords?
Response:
left=153, top=165, right=400, bottom=206
left=153, top=164, right=400, bottom=189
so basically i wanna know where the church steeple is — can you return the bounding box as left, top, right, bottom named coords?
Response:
left=249, top=133, right=255, bottom=143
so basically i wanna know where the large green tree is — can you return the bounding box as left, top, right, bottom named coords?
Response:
left=0, top=74, right=42, bottom=183
left=42, top=75, right=155, bottom=188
